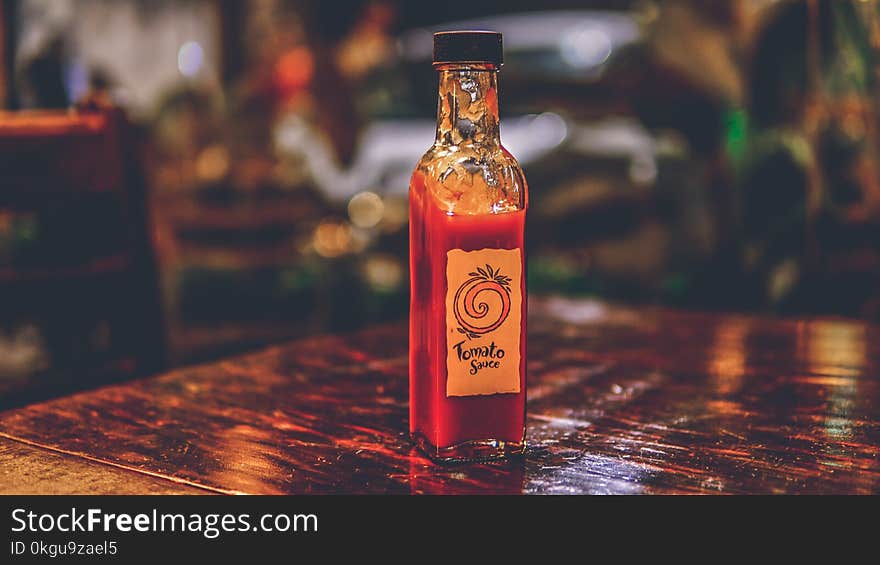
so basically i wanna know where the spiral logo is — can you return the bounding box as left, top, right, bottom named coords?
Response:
left=454, top=264, right=512, bottom=339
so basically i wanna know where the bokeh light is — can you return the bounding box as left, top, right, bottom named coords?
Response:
left=363, top=254, right=404, bottom=292
left=177, top=41, right=204, bottom=77
left=313, top=220, right=353, bottom=258
left=347, top=192, right=385, bottom=229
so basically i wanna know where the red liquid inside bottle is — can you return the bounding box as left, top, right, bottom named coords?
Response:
left=409, top=32, right=527, bottom=462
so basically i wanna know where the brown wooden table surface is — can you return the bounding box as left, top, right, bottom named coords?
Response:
left=1, top=296, right=878, bottom=494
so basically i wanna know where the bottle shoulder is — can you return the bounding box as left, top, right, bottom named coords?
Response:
left=410, top=142, right=527, bottom=214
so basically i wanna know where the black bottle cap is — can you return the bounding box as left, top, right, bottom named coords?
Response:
left=433, top=31, right=503, bottom=66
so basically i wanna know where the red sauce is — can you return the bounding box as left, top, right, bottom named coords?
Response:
left=409, top=171, right=526, bottom=453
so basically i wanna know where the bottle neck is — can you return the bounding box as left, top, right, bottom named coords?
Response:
left=435, top=63, right=500, bottom=146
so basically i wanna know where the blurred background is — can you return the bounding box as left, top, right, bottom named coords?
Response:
left=1, top=0, right=879, bottom=406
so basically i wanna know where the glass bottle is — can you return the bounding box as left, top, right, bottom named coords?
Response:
left=409, top=31, right=527, bottom=462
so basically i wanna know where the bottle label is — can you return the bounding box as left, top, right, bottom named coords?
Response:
left=445, top=248, right=522, bottom=397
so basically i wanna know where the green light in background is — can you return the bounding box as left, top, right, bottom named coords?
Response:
left=724, top=108, right=749, bottom=166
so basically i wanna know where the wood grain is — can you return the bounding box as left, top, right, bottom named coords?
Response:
left=0, top=437, right=206, bottom=494
left=0, top=296, right=877, bottom=494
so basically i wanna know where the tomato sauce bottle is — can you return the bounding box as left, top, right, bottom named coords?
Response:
left=409, top=31, right=527, bottom=462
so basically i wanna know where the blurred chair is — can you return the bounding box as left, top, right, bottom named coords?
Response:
left=0, top=108, right=164, bottom=407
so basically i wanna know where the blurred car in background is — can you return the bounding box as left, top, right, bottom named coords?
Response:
left=321, top=10, right=693, bottom=288
left=286, top=9, right=649, bottom=202
left=154, top=8, right=701, bottom=363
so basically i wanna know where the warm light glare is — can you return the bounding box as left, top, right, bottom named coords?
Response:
left=347, top=192, right=384, bottom=229
left=708, top=318, right=750, bottom=395
left=806, top=321, right=867, bottom=378
left=195, top=144, right=230, bottom=182
left=276, top=47, right=314, bottom=93
left=364, top=255, right=404, bottom=291
left=313, top=220, right=353, bottom=258
left=804, top=321, right=865, bottom=441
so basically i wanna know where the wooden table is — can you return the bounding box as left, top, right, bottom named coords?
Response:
left=1, top=297, right=878, bottom=494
